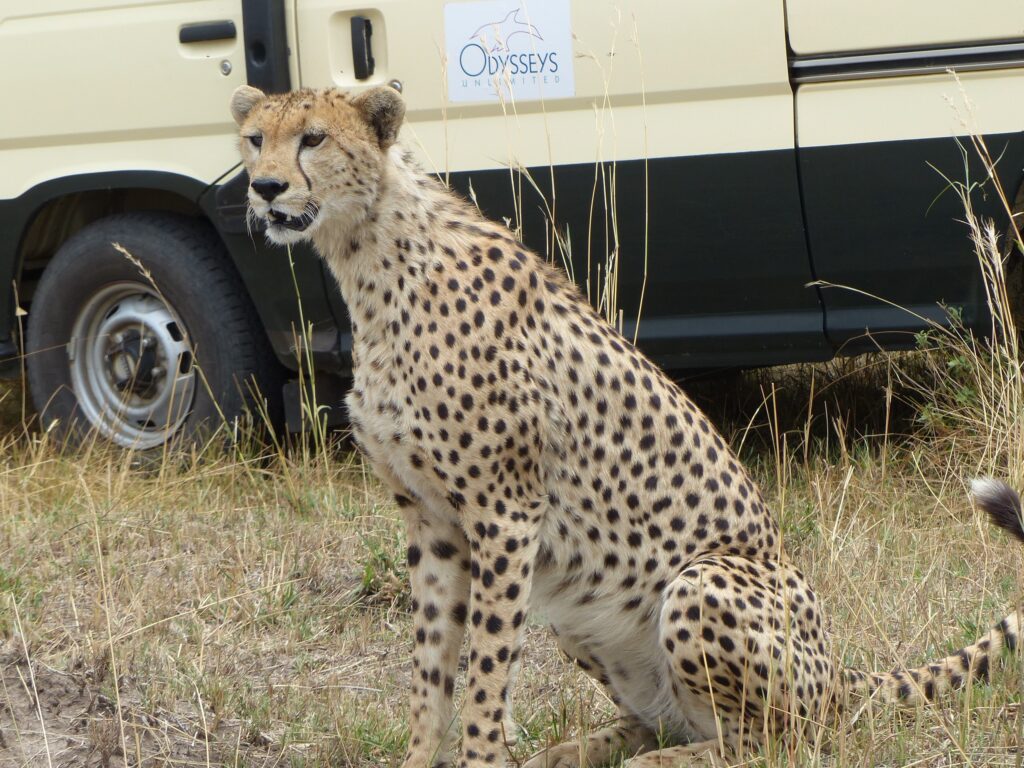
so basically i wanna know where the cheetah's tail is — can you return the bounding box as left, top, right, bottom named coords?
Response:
left=839, top=478, right=1021, bottom=705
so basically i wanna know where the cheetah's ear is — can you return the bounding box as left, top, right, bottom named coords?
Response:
left=351, top=86, right=406, bottom=150
left=230, top=85, right=265, bottom=126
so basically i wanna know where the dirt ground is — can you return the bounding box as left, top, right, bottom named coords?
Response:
left=0, top=643, right=281, bottom=768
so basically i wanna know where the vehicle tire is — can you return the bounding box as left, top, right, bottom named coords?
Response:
left=26, top=212, right=284, bottom=449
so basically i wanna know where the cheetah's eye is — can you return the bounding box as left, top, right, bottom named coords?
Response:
left=247, top=134, right=263, bottom=148
left=302, top=133, right=325, bottom=148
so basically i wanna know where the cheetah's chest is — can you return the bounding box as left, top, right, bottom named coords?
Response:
left=345, top=335, right=443, bottom=497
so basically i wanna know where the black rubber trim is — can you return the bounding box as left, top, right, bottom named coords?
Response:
left=445, top=152, right=829, bottom=370
left=283, top=374, right=349, bottom=432
left=213, top=169, right=254, bottom=235
left=0, top=337, right=20, bottom=380
left=0, top=172, right=207, bottom=352
left=791, top=38, right=1024, bottom=84
left=241, top=0, right=291, bottom=93
left=797, top=131, right=1024, bottom=353
left=179, top=20, right=236, bottom=44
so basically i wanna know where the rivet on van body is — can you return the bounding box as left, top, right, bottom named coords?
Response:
left=220, top=60, right=233, bottom=76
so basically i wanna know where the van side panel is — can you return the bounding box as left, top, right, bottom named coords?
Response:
left=0, top=0, right=246, bottom=199
left=298, top=0, right=798, bottom=168
left=795, top=70, right=1024, bottom=350
left=786, top=0, right=1024, bottom=55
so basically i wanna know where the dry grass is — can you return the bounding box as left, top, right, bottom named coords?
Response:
left=0, top=334, right=1022, bottom=768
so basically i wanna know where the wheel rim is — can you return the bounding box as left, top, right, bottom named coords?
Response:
left=68, top=282, right=197, bottom=448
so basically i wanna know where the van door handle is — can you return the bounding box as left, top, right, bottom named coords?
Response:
left=351, top=16, right=375, bottom=80
left=180, top=20, right=237, bottom=44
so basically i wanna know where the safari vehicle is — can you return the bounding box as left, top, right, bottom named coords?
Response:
left=2, top=0, right=1023, bottom=448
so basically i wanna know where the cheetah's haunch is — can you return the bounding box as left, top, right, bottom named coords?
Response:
left=232, top=85, right=1023, bottom=768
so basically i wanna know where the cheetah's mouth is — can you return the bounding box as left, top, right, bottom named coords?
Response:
left=266, top=203, right=319, bottom=233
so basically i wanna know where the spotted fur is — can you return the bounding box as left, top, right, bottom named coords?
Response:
left=232, top=85, right=1023, bottom=768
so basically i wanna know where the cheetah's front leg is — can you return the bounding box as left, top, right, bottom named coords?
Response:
left=398, top=496, right=471, bottom=768
left=457, top=505, right=541, bottom=768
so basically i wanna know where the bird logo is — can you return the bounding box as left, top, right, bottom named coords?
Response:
left=470, top=8, right=543, bottom=53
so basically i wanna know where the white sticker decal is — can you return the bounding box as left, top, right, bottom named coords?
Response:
left=445, top=0, right=575, bottom=104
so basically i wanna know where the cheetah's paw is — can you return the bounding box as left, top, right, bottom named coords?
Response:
left=522, top=742, right=589, bottom=768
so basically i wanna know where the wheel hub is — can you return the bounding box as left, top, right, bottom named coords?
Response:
left=69, top=283, right=196, bottom=448
left=106, top=328, right=162, bottom=397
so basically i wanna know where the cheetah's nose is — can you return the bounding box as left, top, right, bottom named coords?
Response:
left=251, top=177, right=289, bottom=202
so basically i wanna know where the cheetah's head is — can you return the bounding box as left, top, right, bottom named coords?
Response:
left=230, top=85, right=406, bottom=246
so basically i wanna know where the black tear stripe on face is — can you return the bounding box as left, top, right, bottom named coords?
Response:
left=296, top=143, right=313, bottom=190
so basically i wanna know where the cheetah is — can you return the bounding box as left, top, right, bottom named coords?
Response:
left=231, top=84, right=1023, bottom=767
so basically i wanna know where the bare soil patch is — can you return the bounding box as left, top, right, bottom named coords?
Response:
left=0, top=643, right=279, bottom=767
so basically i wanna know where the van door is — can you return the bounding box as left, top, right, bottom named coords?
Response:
left=296, top=0, right=829, bottom=369
left=789, top=1, right=1024, bottom=351
left=0, top=0, right=247, bottom=194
